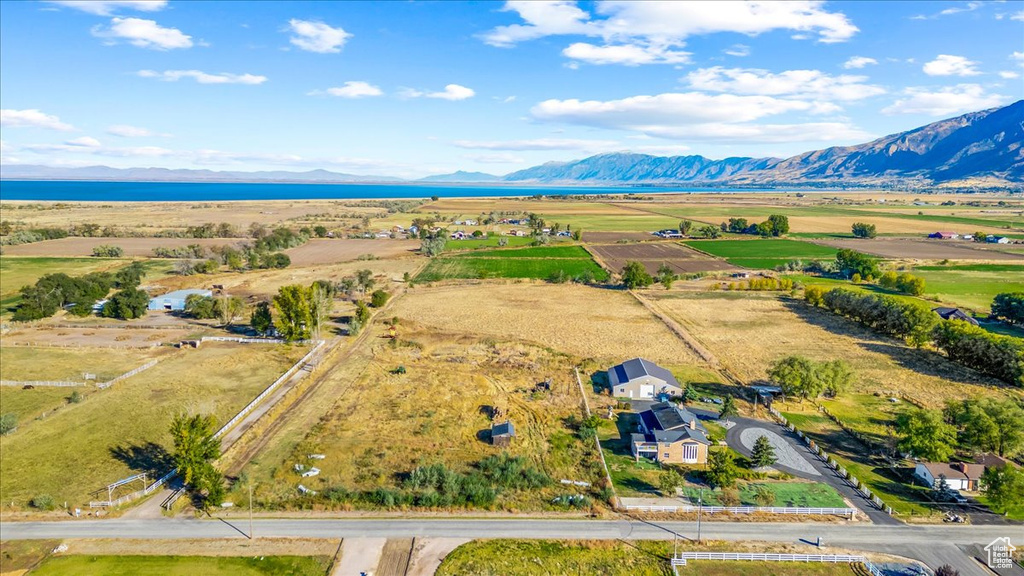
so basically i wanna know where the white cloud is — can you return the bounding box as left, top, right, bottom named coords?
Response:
left=562, top=42, right=690, bottom=65
left=481, top=1, right=858, bottom=66
left=882, top=84, right=1005, bottom=116
left=1012, top=10, right=1024, bottom=21
left=106, top=124, right=165, bottom=137
left=684, top=67, right=885, bottom=102
left=1012, top=51, right=1024, bottom=68
left=137, top=69, right=268, bottom=84
left=287, top=19, right=351, bottom=53
left=922, top=54, right=981, bottom=76
left=462, top=153, right=525, bottom=164
left=939, top=1, right=981, bottom=16
left=0, top=109, right=75, bottom=131
left=402, top=84, right=475, bottom=101
left=724, top=44, right=750, bottom=57
left=453, top=138, right=620, bottom=151
left=92, top=17, right=192, bottom=50
left=843, top=56, right=877, bottom=69
left=998, top=71, right=1020, bottom=79
left=65, top=136, right=102, bottom=147
left=529, top=92, right=872, bottom=143
left=45, top=1, right=166, bottom=15
left=321, top=81, right=383, bottom=98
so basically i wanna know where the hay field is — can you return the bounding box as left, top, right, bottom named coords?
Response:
left=0, top=342, right=308, bottom=508
left=650, top=292, right=1017, bottom=406
left=393, top=283, right=712, bottom=369
left=814, top=238, right=1024, bottom=261
left=262, top=327, right=604, bottom=510
left=1, top=237, right=244, bottom=258
left=588, top=242, right=735, bottom=274
left=283, top=238, right=418, bottom=266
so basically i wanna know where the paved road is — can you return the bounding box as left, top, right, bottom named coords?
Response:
left=4, top=518, right=1018, bottom=575
left=725, top=414, right=901, bottom=526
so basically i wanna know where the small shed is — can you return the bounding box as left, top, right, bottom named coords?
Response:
left=491, top=421, right=515, bottom=447
left=148, top=289, right=213, bottom=311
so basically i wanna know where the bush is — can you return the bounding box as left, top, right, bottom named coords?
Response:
left=30, top=494, right=56, bottom=510
left=101, top=287, right=150, bottom=320
left=851, top=222, right=877, bottom=238
left=92, top=244, right=124, bottom=257
left=0, top=413, right=17, bottom=435
left=67, top=390, right=83, bottom=404
left=369, top=289, right=390, bottom=308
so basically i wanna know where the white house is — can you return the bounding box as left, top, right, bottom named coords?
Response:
left=913, top=454, right=1013, bottom=492
left=608, top=358, right=684, bottom=399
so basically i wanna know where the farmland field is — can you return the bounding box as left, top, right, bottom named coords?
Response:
left=1, top=237, right=245, bottom=258
left=32, top=555, right=330, bottom=576
left=588, top=242, right=736, bottom=274
left=581, top=231, right=658, bottom=243
left=910, top=264, right=1024, bottom=312
left=0, top=342, right=308, bottom=507
left=416, top=245, right=608, bottom=282
left=444, top=236, right=535, bottom=251
left=813, top=238, right=1024, bottom=261
left=283, top=238, right=418, bottom=266
left=683, top=239, right=838, bottom=268
left=392, top=284, right=718, bottom=368
left=0, top=346, right=167, bottom=382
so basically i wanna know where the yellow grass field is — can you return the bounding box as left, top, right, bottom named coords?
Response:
left=649, top=292, right=1019, bottom=406
left=257, top=326, right=605, bottom=509
left=1, top=237, right=245, bottom=258
left=283, top=238, right=419, bottom=266
left=421, top=198, right=638, bottom=216
left=0, top=346, right=168, bottom=382
left=0, top=342, right=308, bottom=508
left=392, top=283, right=713, bottom=371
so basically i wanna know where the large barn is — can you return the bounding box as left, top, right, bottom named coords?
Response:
left=607, top=358, right=683, bottom=400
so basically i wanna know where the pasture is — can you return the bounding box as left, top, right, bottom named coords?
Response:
left=0, top=342, right=308, bottom=508
left=588, top=242, right=736, bottom=274
left=683, top=239, right=838, bottom=269
left=911, top=263, right=1024, bottom=312
left=1, top=237, right=244, bottom=258
left=444, top=235, right=535, bottom=251
left=0, top=346, right=167, bottom=382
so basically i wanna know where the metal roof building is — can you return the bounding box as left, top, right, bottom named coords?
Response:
left=148, top=289, right=213, bottom=311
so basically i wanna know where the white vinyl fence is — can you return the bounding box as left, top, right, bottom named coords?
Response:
left=670, top=552, right=888, bottom=575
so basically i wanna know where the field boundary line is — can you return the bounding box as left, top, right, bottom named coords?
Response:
left=575, top=367, right=618, bottom=509
left=629, top=292, right=722, bottom=370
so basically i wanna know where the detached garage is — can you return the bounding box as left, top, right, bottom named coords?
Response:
left=148, top=289, right=212, bottom=312
left=608, top=358, right=683, bottom=400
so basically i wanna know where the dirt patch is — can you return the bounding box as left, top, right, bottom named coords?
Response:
left=588, top=242, right=737, bottom=274
left=59, top=538, right=339, bottom=557
left=582, top=231, right=659, bottom=243
left=284, top=238, right=419, bottom=266
left=1, top=237, right=245, bottom=258
left=813, top=238, right=1024, bottom=261
left=377, top=539, right=414, bottom=576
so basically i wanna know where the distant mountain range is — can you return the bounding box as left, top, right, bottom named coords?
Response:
left=3, top=101, right=1021, bottom=186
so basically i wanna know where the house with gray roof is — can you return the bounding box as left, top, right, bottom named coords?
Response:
left=631, top=401, right=709, bottom=465
left=608, top=358, right=683, bottom=400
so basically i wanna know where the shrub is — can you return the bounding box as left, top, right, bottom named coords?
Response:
left=851, top=222, right=877, bottom=238
left=92, top=244, right=124, bottom=257
left=30, top=494, right=56, bottom=510
left=369, top=290, right=390, bottom=308
left=0, top=413, right=17, bottom=435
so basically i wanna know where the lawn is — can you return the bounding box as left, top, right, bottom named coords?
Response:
left=245, top=326, right=606, bottom=511
left=683, top=239, right=838, bottom=269
left=910, top=265, right=1024, bottom=313
left=436, top=540, right=857, bottom=576
left=817, top=393, right=911, bottom=444
left=0, top=342, right=308, bottom=508
left=416, top=245, right=608, bottom=282
left=32, top=555, right=330, bottom=576
left=678, top=482, right=846, bottom=508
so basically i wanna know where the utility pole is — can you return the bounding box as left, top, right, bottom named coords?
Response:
left=696, top=487, right=703, bottom=544
left=248, top=482, right=253, bottom=540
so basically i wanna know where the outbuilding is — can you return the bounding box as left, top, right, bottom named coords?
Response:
left=608, top=358, right=683, bottom=399
left=148, top=289, right=213, bottom=312
left=491, top=421, right=515, bottom=447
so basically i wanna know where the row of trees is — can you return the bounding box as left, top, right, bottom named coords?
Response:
left=266, top=276, right=388, bottom=341
left=767, top=355, right=855, bottom=400
left=806, top=287, right=1023, bottom=386
left=720, top=214, right=791, bottom=237
left=12, top=262, right=148, bottom=321
left=992, top=293, right=1024, bottom=325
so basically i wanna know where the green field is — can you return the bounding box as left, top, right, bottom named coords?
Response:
left=417, top=245, right=608, bottom=282
left=536, top=213, right=679, bottom=232
left=437, top=540, right=856, bottom=576
left=0, top=343, right=307, bottom=506
left=684, top=239, right=839, bottom=269
left=444, top=235, right=535, bottom=251
left=679, top=482, right=845, bottom=508
left=32, top=555, right=329, bottom=576
left=911, top=264, right=1024, bottom=312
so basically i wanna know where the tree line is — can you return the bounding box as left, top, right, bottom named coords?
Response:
left=12, top=262, right=148, bottom=321
left=719, top=214, right=791, bottom=238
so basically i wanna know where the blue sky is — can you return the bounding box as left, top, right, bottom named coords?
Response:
left=1, top=0, right=1022, bottom=178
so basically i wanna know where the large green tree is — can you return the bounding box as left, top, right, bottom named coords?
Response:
left=706, top=450, right=739, bottom=488
left=835, top=249, right=879, bottom=279
left=170, top=413, right=224, bottom=507
left=101, top=287, right=149, bottom=320
left=945, top=398, right=1024, bottom=457
left=992, top=293, right=1024, bottom=325
left=768, top=355, right=822, bottom=400
left=621, top=261, right=653, bottom=290
left=273, top=284, right=312, bottom=341
left=250, top=301, right=273, bottom=335
left=750, top=435, right=777, bottom=468
left=981, top=464, right=1024, bottom=516
left=895, top=409, right=957, bottom=461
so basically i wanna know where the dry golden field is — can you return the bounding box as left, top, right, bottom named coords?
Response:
left=392, top=283, right=713, bottom=371
left=283, top=238, right=419, bottom=266
left=0, top=342, right=309, bottom=508
left=649, top=292, right=1019, bottom=406
left=256, top=325, right=605, bottom=509
left=1, top=237, right=245, bottom=258
left=813, top=238, right=1024, bottom=260
left=421, top=198, right=637, bottom=215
